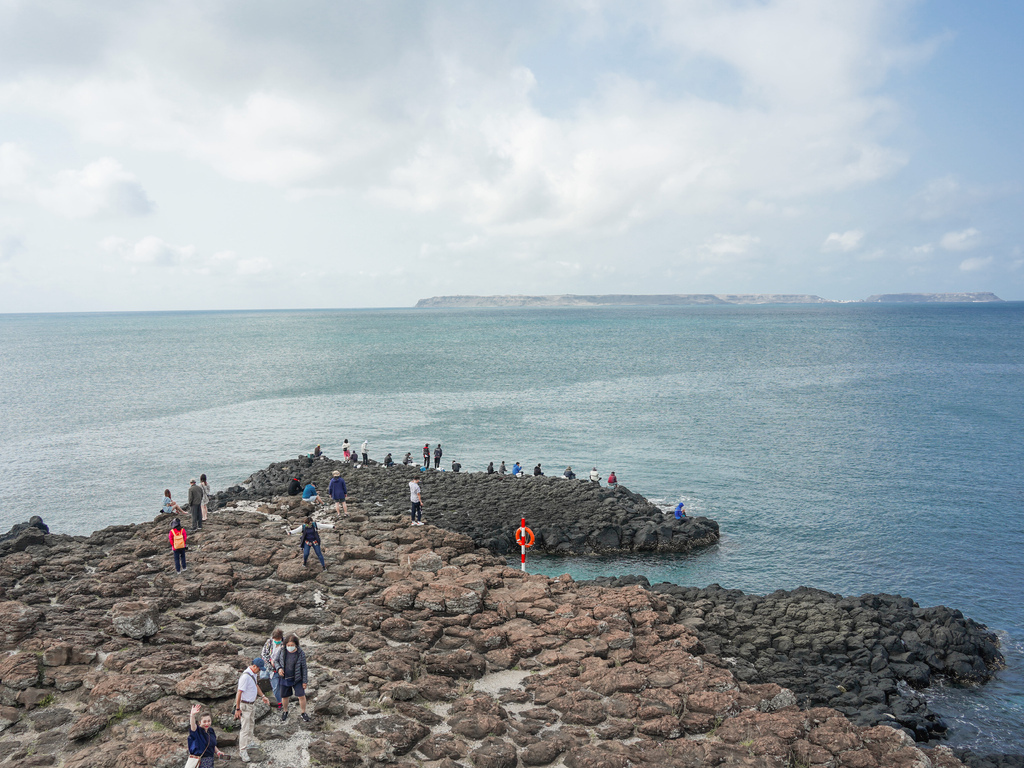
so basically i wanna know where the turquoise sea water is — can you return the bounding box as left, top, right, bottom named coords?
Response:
left=1, top=304, right=1022, bottom=752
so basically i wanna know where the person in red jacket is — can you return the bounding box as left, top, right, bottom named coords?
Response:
left=169, top=518, right=188, bottom=573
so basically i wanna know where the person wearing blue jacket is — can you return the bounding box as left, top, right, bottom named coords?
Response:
left=188, top=703, right=227, bottom=765
left=328, top=470, right=348, bottom=515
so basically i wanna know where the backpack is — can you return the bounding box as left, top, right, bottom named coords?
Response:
left=301, top=523, right=319, bottom=546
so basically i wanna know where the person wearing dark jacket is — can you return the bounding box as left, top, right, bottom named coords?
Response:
left=533, top=463, right=544, bottom=476
left=287, top=476, right=302, bottom=496
left=451, top=460, right=461, bottom=473
left=423, top=444, right=430, bottom=468
left=383, top=453, right=394, bottom=468
left=487, top=462, right=494, bottom=474
left=276, top=634, right=311, bottom=722
left=328, top=471, right=348, bottom=515
left=289, top=517, right=334, bottom=569
left=433, top=443, right=443, bottom=469
left=187, top=479, right=204, bottom=530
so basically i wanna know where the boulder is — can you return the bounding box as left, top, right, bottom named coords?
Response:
left=174, top=663, right=240, bottom=699
left=110, top=601, right=160, bottom=640
left=353, top=714, right=430, bottom=755
left=0, top=601, right=43, bottom=649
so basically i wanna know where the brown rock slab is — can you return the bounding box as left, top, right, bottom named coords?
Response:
left=175, top=663, right=240, bottom=699
left=308, top=732, right=363, bottom=767
left=110, top=601, right=160, bottom=639
left=0, top=652, right=39, bottom=690
left=470, top=736, right=517, bottom=768
left=354, top=714, right=430, bottom=756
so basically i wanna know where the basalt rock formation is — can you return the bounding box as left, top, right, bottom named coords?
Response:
left=0, top=499, right=980, bottom=768
left=217, top=457, right=720, bottom=556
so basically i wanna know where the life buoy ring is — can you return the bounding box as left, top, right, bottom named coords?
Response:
left=515, top=526, right=535, bottom=548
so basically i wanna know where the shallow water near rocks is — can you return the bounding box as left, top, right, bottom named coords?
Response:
left=1, top=304, right=1022, bottom=753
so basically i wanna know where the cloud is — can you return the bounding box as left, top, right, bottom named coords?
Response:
left=100, top=238, right=269, bottom=276
left=940, top=228, right=980, bottom=251
left=0, top=233, right=24, bottom=262
left=0, top=142, right=33, bottom=188
left=959, top=256, right=992, bottom=272
left=37, top=157, right=154, bottom=218
left=704, top=233, right=759, bottom=256
left=822, top=230, right=864, bottom=252
left=0, top=2, right=920, bottom=238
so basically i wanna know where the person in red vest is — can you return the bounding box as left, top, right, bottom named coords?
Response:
left=169, top=518, right=188, bottom=573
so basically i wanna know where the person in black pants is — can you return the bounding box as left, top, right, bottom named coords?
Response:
left=422, top=444, right=430, bottom=468
left=433, top=443, right=442, bottom=469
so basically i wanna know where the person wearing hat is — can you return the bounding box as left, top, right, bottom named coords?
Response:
left=328, top=470, right=348, bottom=516
left=589, top=467, right=601, bottom=483
left=563, top=466, right=576, bottom=479
left=234, top=658, right=271, bottom=762
left=169, top=518, right=188, bottom=573
left=187, top=479, right=204, bottom=530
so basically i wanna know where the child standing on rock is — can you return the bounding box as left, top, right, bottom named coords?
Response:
left=169, top=518, right=188, bottom=573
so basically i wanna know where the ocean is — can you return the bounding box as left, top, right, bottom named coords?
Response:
left=1, top=303, right=1021, bottom=752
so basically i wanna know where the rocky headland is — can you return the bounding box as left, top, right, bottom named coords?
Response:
left=220, top=457, right=720, bottom=557
left=0, top=460, right=1010, bottom=768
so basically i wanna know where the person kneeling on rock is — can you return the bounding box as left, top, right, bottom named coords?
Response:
left=288, top=517, right=334, bottom=569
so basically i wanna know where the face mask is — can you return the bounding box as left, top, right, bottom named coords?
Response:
left=273, top=640, right=282, bottom=646
left=287, top=646, right=297, bottom=653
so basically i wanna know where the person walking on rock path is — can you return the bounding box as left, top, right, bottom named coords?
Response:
left=361, top=439, right=369, bottom=464
left=589, top=467, right=601, bottom=483
left=433, top=443, right=443, bottom=469
left=260, top=629, right=285, bottom=709
left=289, top=517, right=334, bottom=569
left=188, top=703, right=227, bottom=766
left=169, top=518, right=188, bottom=574
left=199, top=473, right=211, bottom=522
left=409, top=478, right=423, bottom=525
left=233, top=658, right=270, bottom=762
left=276, top=634, right=311, bottom=722
left=187, top=479, right=204, bottom=530
left=328, top=470, right=348, bottom=515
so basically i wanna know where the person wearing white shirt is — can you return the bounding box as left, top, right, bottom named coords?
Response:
left=409, top=479, right=423, bottom=525
left=234, top=658, right=270, bottom=762
left=361, top=440, right=369, bottom=463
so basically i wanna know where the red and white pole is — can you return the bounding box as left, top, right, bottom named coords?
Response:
left=518, top=517, right=527, bottom=573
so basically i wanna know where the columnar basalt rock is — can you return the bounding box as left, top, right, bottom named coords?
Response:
left=0, top=469, right=1009, bottom=767
left=218, top=457, right=720, bottom=555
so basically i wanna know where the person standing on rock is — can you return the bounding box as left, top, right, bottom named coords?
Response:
left=188, top=703, right=227, bottom=766
left=433, top=443, right=443, bottom=469
left=423, top=443, right=430, bottom=468
left=341, top=439, right=350, bottom=461
left=260, top=629, right=285, bottom=709
left=169, top=518, right=188, bottom=573
left=233, top=658, right=271, bottom=762
left=589, top=467, right=601, bottom=483
left=361, top=439, right=369, bottom=464
left=276, top=634, right=311, bottom=722
left=199, top=473, right=211, bottom=523
left=409, top=477, right=423, bottom=525
left=328, top=470, right=348, bottom=516
left=288, top=516, right=334, bottom=569
left=187, top=479, right=204, bottom=530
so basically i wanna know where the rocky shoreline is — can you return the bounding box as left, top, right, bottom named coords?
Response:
left=220, top=457, right=720, bottom=556
left=0, top=460, right=1011, bottom=768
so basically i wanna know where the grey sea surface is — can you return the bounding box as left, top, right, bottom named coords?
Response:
left=0, top=304, right=1021, bottom=753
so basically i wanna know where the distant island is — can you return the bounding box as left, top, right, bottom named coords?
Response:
left=415, top=292, right=1002, bottom=308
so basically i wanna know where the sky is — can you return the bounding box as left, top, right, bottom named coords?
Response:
left=0, top=0, right=1022, bottom=311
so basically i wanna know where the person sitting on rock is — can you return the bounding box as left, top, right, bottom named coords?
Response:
left=403, top=452, right=413, bottom=465
left=589, top=467, right=601, bottom=483
left=533, top=463, right=544, bottom=476
left=169, top=518, right=188, bottom=573
left=451, top=459, right=461, bottom=473
left=607, top=471, right=618, bottom=488
left=499, top=461, right=507, bottom=475
left=674, top=502, right=686, bottom=519
left=287, top=476, right=302, bottom=496
left=288, top=516, right=334, bottom=570
left=313, top=444, right=322, bottom=458
left=162, top=489, right=186, bottom=516
left=383, top=453, right=395, bottom=468
left=511, top=462, right=522, bottom=477
left=188, top=703, right=227, bottom=766
left=487, top=461, right=494, bottom=474
left=276, top=634, right=311, bottom=723
left=563, top=466, right=576, bottom=479
left=301, top=481, right=323, bottom=506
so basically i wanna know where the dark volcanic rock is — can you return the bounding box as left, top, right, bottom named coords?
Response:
left=218, top=458, right=720, bottom=555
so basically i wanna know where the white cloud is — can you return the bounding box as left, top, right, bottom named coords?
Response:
left=822, top=230, right=864, bottom=252
left=959, top=256, right=992, bottom=272
left=0, top=143, right=33, bottom=188
left=705, top=233, right=759, bottom=256
left=102, top=235, right=193, bottom=266
left=37, top=157, right=154, bottom=218
left=940, top=228, right=980, bottom=251
left=0, top=233, right=24, bottom=262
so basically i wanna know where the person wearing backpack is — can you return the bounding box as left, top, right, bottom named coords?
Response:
left=288, top=517, right=334, bottom=570
left=169, top=519, right=188, bottom=573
